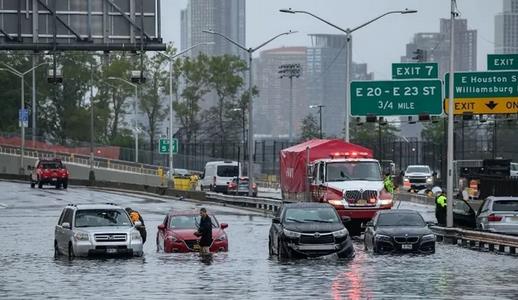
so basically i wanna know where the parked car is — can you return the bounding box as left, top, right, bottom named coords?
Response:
left=54, top=203, right=144, bottom=257
left=268, top=203, right=354, bottom=259
left=156, top=211, right=228, bottom=253
left=476, top=197, right=518, bottom=235
left=364, top=210, right=436, bottom=254
left=402, top=165, right=435, bottom=191
left=29, top=158, right=69, bottom=189
left=227, top=177, right=258, bottom=197
left=200, top=161, right=240, bottom=193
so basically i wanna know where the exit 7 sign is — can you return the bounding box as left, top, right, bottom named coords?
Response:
left=392, top=63, right=438, bottom=79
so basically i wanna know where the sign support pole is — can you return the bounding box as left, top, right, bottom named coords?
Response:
left=446, top=0, right=456, bottom=228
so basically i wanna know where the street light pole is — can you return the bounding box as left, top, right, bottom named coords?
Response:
left=107, top=77, right=139, bottom=163
left=159, top=42, right=214, bottom=188
left=1, top=62, right=47, bottom=174
left=309, top=104, right=325, bottom=139
left=280, top=8, right=417, bottom=142
left=203, top=29, right=296, bottom=196
left=446, top=0, right=457, bottom=228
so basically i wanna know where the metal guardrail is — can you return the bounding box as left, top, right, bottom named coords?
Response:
left=205, top=192, right=285, bottom=214
left=431, top=225, right=518, bottom=255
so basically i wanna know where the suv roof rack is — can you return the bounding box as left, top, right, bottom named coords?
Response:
left=66, top=203, right=77, bottom=207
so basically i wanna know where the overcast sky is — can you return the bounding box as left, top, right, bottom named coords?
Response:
left=161, top=0, right=501, bottom=80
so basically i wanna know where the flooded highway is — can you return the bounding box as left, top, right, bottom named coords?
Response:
left=0, top=180, right=517, bottom=299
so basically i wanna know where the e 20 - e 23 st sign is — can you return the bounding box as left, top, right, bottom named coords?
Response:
left=350, top=79, right=443, bottom=116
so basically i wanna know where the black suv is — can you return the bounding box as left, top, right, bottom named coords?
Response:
left=269, top=203, right=354, bottom=259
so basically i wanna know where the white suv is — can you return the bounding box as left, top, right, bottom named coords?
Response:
left=403, top=165, right=434, bottom=191
left=54, top=203, right=144, bottom=257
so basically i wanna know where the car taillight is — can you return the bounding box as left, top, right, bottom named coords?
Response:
left=252, top=183, right=257, bottom=189
left=379, top=189, right=393, bottom=207
left=488, top=214, right=503, bottom=222
left=228, top=182, right=237, bottom=188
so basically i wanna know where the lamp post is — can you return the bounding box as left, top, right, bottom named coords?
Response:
left=0, top=62, right=47, bottom=174
left=280, top=8, right=417, bottom=142
left=309, top=104, right=325, bottom=139
left=107, top=77, right=139, bottom=162
left=158, top=42, right=214, bottom=188
left=203, top=29, right=296, bottom=196
left=279, top=63, right=302, bottom=142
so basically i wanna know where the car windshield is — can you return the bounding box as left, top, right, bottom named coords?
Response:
left=217, top=165, right=239, bottom=177
left=406, top=166, right=430, bottom=173
left=40, top=162, right=63, bottom=169
left=492, top=200, right=518, bottom=212
left=284, top=207, right=340, bottom=223
left=75, top=209, right=132, bottom=227
left=326, top=161, right=382, bottom=181
left=377, top=213, right=425, bottom=227
left=169, top=215, right=219, bottom=229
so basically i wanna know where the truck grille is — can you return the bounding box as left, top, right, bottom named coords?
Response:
left=409, top=177, right=427, bottom=183
left=300, top=233, right=334, bottom=244
left=394, top=236, right=419, bottom=244
left=94, top=233, right=127, bottom=242
left=345, top=190, right=377, bottom=206
left=184, top=239, right=199, bottom=250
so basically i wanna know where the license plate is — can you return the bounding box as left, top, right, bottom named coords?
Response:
left=508, top=216, right=518, bottom=222
left=357, top=199, right=367, bottom=205
left=401, top=244, right=413, bottom=250
left=193, top=244, right=201, bottom=251
left=106, top=248, right=117, bottom=254
left=52, top=178, right=57, bottom=181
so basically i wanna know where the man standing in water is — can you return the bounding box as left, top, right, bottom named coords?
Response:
left=194, top=207, right=212, bottom=256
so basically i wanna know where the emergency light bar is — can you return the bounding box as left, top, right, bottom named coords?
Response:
left=330, top=151, right=371, bottom=159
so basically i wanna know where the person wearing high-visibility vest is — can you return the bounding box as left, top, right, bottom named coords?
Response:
left=383, top=172, right=395, bottom=194
left=435, top=192, right=447, bottom=226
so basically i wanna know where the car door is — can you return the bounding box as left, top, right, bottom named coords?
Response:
left=453, top=199, right=476, bottom=228
left=364, top=214, right=377, bottom=249
left=55, top=209, right=66, bottom=249
left=476, top=198, right=491, bottom=229
left=269, top=209, right=283, bottom=254
left=57, top=208, right=73, bottom=253
left=157, top=215, right=168, bottom=250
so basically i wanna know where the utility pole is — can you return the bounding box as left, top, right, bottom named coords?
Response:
left=279, top=63, right=302, bottom=142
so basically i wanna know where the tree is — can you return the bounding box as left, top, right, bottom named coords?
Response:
left=421, top=120, right=445, bottom=142
left=300, top=114, right=320, bottom=140
left=174, top=54, right=210, bottom=143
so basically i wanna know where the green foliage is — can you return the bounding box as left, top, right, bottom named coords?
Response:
left=421, top=120, right=445, bottom=142
left=300, top=114, right=320, bottom=140
left=350, top=122, right=400, bottom=146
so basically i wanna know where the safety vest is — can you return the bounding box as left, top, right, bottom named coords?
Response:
left=436, top=195, right=447, bottom=208
left=129, top=211, right=141, bottom=223
left=384, top=176, right=394, bottom=193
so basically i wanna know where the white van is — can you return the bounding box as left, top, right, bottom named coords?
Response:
left=200, top=161, right=241, bottom=193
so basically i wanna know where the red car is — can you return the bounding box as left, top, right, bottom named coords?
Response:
left=156, top=211, right=229, bottom=253
left=227, top=177, right=258, bottom=197
left=29, top=158, right=69, bottom=189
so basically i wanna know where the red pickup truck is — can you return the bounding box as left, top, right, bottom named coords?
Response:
left=29, top=158, right=69, bottom=189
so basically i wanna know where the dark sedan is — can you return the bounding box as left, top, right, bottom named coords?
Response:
left=269, top=203, right=354, bottom=259
left=364, top=210, right=436, bottom=254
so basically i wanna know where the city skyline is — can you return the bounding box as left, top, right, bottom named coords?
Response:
left=163, top=0, right=501, bottom=80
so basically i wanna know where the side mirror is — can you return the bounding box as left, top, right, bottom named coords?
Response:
left=432, top=171, right=437, bottom=177
left=426, top=221, right=435, bottom=227
left=62, top=222, right=71, bottom=229
left=220, top=223, right=228, bottom=229
left=134, top=221, right=142, bottom=227
left=157, top=223, right=165, bottom=230
left=272, top=218, right=280, bottom=224
left=341, top=216, right=351, bottom=224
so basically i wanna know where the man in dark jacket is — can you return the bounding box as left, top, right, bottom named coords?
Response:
left=194, top=207, right=212, bottom=255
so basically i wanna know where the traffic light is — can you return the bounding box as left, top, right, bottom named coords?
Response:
left=48, top=68, right=63, bottom=84
left=418, top=113, right=430, bottom=122
left=366, top=114, right=377, bottom=123
left=412, top=49, right=427, bottom=62
left=378, top=117, right=387, bottom=126
left=130, top=70, right=146, bottom=84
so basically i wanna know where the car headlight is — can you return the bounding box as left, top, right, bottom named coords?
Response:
left=426, top=177, right=433, bottom=183
left=131, top=231, right=142, bottom=241
left=283, top=229, right=301, bottom=238
left=375, top=234, right=391, bottom=241
left=166, top=235, right=178, bottom=242
left=421, top=234, right=436, bottom=241
left=74, top=232, right=89, bottom=241
left=332, top=228, right=348, bottom=238
left=216, top=234, right=226, bottom=241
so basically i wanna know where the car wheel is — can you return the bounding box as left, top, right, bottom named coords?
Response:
left=30, top=181, right=35, bottom=188
left=68, top=242, right=75, bottom=258
left=55, top=182, right=61, bottom=189
left=54, top=240, right=60, bottom=257
left=268, top=238, right=273, bottom=256
left=38, top=179, right=43, bottom=189
left=63, top=181, right=68, bottom=189
left=278, top=238, right=291, bottom=259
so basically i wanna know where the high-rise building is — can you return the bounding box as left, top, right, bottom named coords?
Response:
left=254, top=47, right=308, bottom=139
left=401, top=18, right=477, bottom=79
left=181, top=0, right=246, bottom=58
left=495, top=0, right=518, bottom=54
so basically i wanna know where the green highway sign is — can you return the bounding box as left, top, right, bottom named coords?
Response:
left=350, top=79, right=443, bottom=116
left=158, top=138, right=178, bottom=155
left=392, top=63, right=438, bottom=79
left=487, top=54, right=518, bottom=70
left=445, top=71, right=518, bottom=99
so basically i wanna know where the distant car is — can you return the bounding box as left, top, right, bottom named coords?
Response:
left=476, top=197, right=518, bottom=235
left=268, top=203, right=354, bottom=259
left=167, top=168, right=190, bottom=178
left=54, top=203, right=144, bottom=257
left=227, top=177, right=258, bottom=197
left=29, top=158, right=69, bottom=189
left=511, top=163, right=518, bottom=177
left=156, top=211, right=228, bottom=253
left=200, top=161, right=240, bottom=193
left=402, top=165, right=434, bottom=191
left=364, top=210, right=436, bottom=254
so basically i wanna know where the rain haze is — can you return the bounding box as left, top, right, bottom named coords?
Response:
left=162, top=0, right=501, bottom=79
